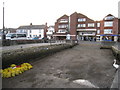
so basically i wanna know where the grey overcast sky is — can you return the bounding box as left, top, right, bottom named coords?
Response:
left=0, top=0, right=119, bottom=28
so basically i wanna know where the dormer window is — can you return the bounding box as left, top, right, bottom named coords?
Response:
left=104, top=16, right=114, bottom=20
left=59, top=19, right=68, bottom=23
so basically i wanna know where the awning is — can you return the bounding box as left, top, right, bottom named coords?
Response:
left=100, top=34, right=118, bottom=36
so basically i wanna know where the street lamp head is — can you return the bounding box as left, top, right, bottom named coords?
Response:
left=3, top=2, right=4, bottom=7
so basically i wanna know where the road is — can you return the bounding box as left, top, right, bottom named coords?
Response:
left=2, top=41, right=116, bottom=88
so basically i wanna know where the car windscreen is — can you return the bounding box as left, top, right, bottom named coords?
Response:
left=17, top=34, right=26, bottom=37
left=6, top=34, right=16, bottom=37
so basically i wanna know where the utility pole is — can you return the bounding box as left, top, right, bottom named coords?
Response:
left=2, top=2, right=6, bottom=40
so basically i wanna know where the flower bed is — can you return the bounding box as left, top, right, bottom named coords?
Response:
left=0, top=63, right=33, bottom=78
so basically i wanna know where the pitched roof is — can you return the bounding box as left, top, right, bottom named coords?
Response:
left=18, top=25, right=46, bottom=29
left=5, top=28, right=17, bottom=31
left=48, top=25, right=54, bottom=28
left=57, top=14, right=69, bottom=21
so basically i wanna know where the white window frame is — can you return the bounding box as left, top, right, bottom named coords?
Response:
left=58, top=29, right=67, bottom=33
left=59, top=19, right=68, bottom=23
left=104, top=29, right=113, bottom=34
left=39, top=30, right=41, bottom=33
left=58, top=24, right=68, bottom=28
left=104, top=16, right=114, bottom=20
left=97, top=30, right=100, bottom=34
left=88, top=23, right=95, bottom=27
left=104, top=21, right=113, bottom=27
left=77, top=24, right=86, bottom=27
left=97, top=23, right=100, bottom=27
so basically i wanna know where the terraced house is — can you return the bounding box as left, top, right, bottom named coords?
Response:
left=70, top=12, right=97, bottom=41
left=100, top=14, right=119, bottom=41
left=54, top=12, right=119, bottom=42
left=53, top=14, right=70, bottom=40
left=17, top=23, right=47, bottom=39
left=118, top=19, right=120, bottom=42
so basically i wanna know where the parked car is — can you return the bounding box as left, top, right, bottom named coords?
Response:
left=6, top=33, right=27, bottom=40
left=32, top=37, right=39, bottom=40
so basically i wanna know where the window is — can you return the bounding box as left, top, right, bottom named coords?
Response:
left=88, top=23, right=94, bottom=27
left=97, top=30, right=100, bottom=34
left=104, top=29, right=112, bottom=34
left=78, top=18, right=86, bottom=22
left=17, top=34, right=26, bottom=37
left=104, top=16, right=114, bottom=20
left=77, top=24, right=86, bottom=27
left=39, top=30, right=41, bottom=33
left=33, top=35, right=37, bottom=37
left=58, top=29, right=67, bottom=33
left=30, top=30, right=32, bottom=33
left=104, top=22, right=113, bottom=27
left=6, top=34, right=16, bottom=38
left=97, top=23, right=100, bottom=27
left=59, top=19, right=68, bottom=23
left=49, top=30, right=53, bottom=32
left=58, top=24, right=68, bottom=28
left=39, top=35, right=41, bottom=37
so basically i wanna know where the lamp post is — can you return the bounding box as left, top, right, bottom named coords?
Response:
left=2, top=2, right=6, bottom=40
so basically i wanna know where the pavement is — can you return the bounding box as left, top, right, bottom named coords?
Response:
left=111, top=68, right=120, bottom=89
left=2, top=41, right=116, bottom=88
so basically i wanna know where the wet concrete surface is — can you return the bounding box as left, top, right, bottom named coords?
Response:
left=2, top=41, right=116, bottom=88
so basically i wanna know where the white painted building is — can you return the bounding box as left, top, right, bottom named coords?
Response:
left=17, top=24, right=46, bottom=39
left=46, top=26, right=55, bottom=39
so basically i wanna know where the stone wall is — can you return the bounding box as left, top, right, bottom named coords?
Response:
left=112, top=46, right=120, bottom=60
left=2, top=43, right=77, bottom=68
left=1, top=39, right=47, bottom=46
left=100, top=41, right=117, bottom=49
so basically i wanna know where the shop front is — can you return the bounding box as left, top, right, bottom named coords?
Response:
left=100, top=35, right=118, bottom=41
left=77, top=31, right=96, bottom=41
left=53, top=33, right=67, bottom=40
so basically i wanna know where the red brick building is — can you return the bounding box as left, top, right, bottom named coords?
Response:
left=70, top=12, right=97, bottom=41
left=95, top=21, right=101, bottom=41
left=118, top=19, right=120, bottom=42
left=100, top=14, right=119, bottom=41
left=53, top=14, right=69, bottom=40
left=54, top=12, right=119, bottom=41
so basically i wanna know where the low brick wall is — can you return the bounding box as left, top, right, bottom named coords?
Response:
left=100, top=41, right=120, bottom=60
left=112, top=46, right=120, bottom=60
left=2, top=43, right=77, bottom=69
